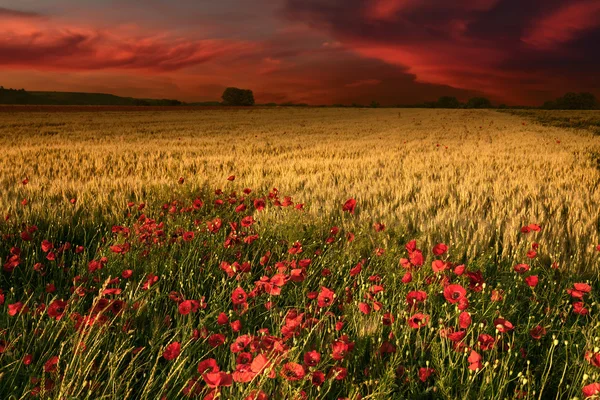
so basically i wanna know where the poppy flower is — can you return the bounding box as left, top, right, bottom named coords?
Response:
left=330, top=366, right=347, bottom=380
left=582, top=383, right=600, bottom=398
left=178, top=300, right=194, bottom=315
left=331, top=340, right=349, bottom=360
left=232, top=287, right=248, bottom=305
left=444, top=284, right=467, bottom=304
left=280, top=362, right=305, bottom=381
left=47, top=299, right=67, bottom=320
left=409, top=250, right=424, bottom=267
left=208, top=334, right=226, bottom=348
left=406, top=290, right=427, bottom=308
left=198, top=358, right=220, bottom=374
left=431, top=260, right=450, bottom=273
left=317, top=287, right=335, bottom=308
left=204, top=371, right=233, bottom=388
left=494, top=318, right=514, bottom=333
left=514, top=264, right=530, bottom=274
left=382, top=312, right=395, bottom=325
left=8, top=302, right=25, bottom=316
left=44, top=356, right=59, bottom=372
left=358, top=302, right=371, bottom=314
left=530, top=325, right=546, bottom=340
left=163, top=342, right=181, bottom=361
left=311, top=371, right=325, bottom=386
left=585, top=351, right=600, bottom=368
left=227, top=175, right=235, bottom=181
left=573, top=302, right=589, bottom=315
left=342, top=198, right=357, bottom=214
left=478, top=334, right=495, bottom=350
left=401, top=271, right=412, bottom=283
left=459, top=311, right=472, bottom=329
left=418, top=367, right=434, bottom=382
left=567, top=283, right=592, bottom=298
left=468, top=350, right=483, bottom=371
left=525, top=275, right=538, bottom=287
left=373, top=222, right=385, bottom=232
left=408, top=313, right=430, bottom=329
left=303, top=350, right=321, bottom=367
left=433, top=243, right=448, bottom=256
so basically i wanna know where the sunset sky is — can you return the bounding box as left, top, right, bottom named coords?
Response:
left=1, top=0, right=599, bottom=105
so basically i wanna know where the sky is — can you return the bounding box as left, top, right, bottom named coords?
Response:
left=0, top=0, right=599, bottom=105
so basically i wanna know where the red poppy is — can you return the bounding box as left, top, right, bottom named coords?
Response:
left=494, top=318, right=514, bottom=333
left=311, top=371, right=325, bottom=386
left=582, top=383, right=600, bottom=398
left=585, top=351, right=600, bottom=368
left=408, top=313, right=430, bottom=329
left=204, top=371, right=233, bottom=388
left=342, top=198, right=357, bottom=214
left=317, top=287, right=335, bottom=308
left=418, top=367, right=434, bottom=382
left=303, top=350, right=321, bottom=367
left=373, top=222, right=385, bottom=232
left=232, top=287, right=248, bottom=305
left=476, top=334, right=494, bottom=351
left=47, top=299, right=67, bottom=320
left=573, top=302, right=589, bottom=315
left=530, top=325, right=546, bottom=340
left=227, top=175, right=236, bottom=181
left=163, top=342, right=181, bottom=361
left=358, top=302, right=371, bottom=315
left=525, top=275, right=538, bottom=287
left=8, top=302, right=25, bottom=316
left=330, top=366, right=347, bottom=380
left=444, top=284, right=467, bottom=304
left=468, top=350, right=483, bottom=371
left=513, top=264, right=530, bottom=274
left=208, top=334, right=226, bottom=348
left=280, top=362, right=305, bottom=381
left=332, top=340, right=349, bottom=360
left=567, top=283, right=592, bottom=298
left=41, top=240, right=53, bottom=253
left=44, top=356, right=59, bottom=372
left=433, top=243, right=448, bottom=256
left=198, top=358, right=220, bottom=374
left=459, top=311, right=472, bottom=329
left=178, top=300, right=194, bottom=315
left=245, top=390, right=269, bottom=400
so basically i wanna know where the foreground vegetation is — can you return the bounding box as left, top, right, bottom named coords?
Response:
left=1, top=185, right=600, bottom=399
left=1, top=108, right=600, bottom=398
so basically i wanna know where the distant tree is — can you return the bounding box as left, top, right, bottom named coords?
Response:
left=221, top=87, right=255, bottom=106
left=466, top=97, right=492, bottom=108
left=436, top=96, right=461, bottom=108
left=370, top=100, right=380, bottom=108
left=264, top=102, right=277, bottom=107
left=497, top=104, right=507, bottom=109
left=544, top=92, right=597, bottom=110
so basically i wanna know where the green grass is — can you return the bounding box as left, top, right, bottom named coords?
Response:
left=1, top=186, right=599, bottom=399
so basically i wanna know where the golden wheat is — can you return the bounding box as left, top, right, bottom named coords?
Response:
left=1, top=108, right=599, bottom=271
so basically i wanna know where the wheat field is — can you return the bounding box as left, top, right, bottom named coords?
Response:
left=1, top=108, right=599, bottom=272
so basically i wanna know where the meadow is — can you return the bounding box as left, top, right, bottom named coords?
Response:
left=0, top=107, right=600, bottom=399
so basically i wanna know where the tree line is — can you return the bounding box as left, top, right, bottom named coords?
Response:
left=1, top=85, right=598, bottom=109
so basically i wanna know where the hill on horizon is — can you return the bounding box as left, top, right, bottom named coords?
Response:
left=0, top=87, right=183, bottom=106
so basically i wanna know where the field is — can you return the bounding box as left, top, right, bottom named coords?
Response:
left=1, top=108, right=600, bottom=399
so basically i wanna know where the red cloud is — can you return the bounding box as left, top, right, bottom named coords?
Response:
left=0, top=17, right=255, bottom=73
left=522, top=1, right=600, bottom=49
